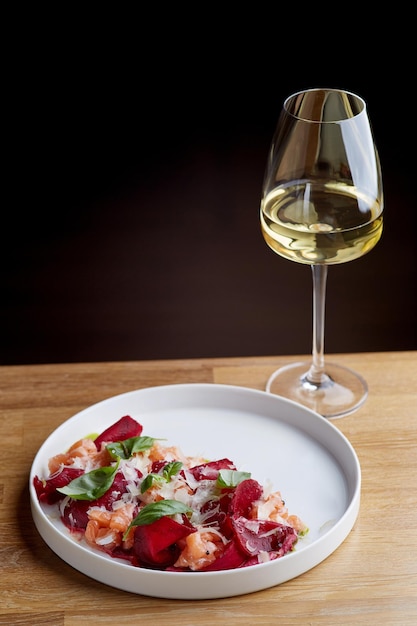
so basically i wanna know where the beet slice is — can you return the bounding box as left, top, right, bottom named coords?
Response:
left=187, top=458, right=236, bottom=481
left=200, top=492, right=234, bottom=538
left=229, top=478, right=263, bottom=518
left=33, top=468, right=85, bottom=504
left=133, top=516, right=196, bottom=569
left=94, top=415, right=143, bottom=450
left=150, top=460, right=168, bottom=473
left=61, top=499, right=91, bottom=531
left=232, top=516, right=298, bottom=558
left=94, top=470, right=129, bottom=509
left=200, top=539, right=247, bottom=571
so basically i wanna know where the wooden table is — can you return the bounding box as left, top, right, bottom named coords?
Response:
left=1, top=351, right=416, bottom=625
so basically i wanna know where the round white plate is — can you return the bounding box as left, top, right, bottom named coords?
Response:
left=30, top=383, right=360, bottom=600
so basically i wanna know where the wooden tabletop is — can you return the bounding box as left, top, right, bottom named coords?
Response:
left=1, top=351, right=416, bottom=625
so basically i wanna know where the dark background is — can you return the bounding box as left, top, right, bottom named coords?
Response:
left=3, top=24, right=416, bottom=365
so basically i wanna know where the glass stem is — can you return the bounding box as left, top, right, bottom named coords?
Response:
left=307, top=264, right=328, bottom=384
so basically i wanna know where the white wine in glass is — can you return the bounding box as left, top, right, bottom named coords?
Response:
left=260, top=88, right=383, bottom=418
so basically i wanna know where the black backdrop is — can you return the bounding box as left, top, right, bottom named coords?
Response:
left=3, top=23, right=416, bottom=364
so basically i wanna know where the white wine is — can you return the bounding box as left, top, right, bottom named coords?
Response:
left=260, top=181, right=383, bottom=265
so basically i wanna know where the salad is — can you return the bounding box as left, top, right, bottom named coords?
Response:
left=33, top=415, right=308, bottom=572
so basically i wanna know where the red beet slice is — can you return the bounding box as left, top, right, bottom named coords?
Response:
left=33, top=468, right=84, bottom=504
left=232, top=516, right=298, bottom=558
left=61, top=499, right=91, bottom=530
left=150, top=460, right=168, bottom=473
left=187, top=458, right=236, bottom=481
left=229, top=478, right=263, bottom=518
left=200, top=539, right=247, bottom=571
left=200, top=492, right=234, bottom=538
left=133, top=516, right=196, bottom=568
left=94, top=470, right=129, bottom=509
left=94, top=415, right=143, bottom=450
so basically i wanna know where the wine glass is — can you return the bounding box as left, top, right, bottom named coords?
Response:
left=260, top=88, right=383, bottom=418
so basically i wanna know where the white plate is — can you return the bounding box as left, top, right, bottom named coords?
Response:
left=30, top=383, right=360, bottom=600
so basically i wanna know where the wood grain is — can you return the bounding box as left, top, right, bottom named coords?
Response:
left=1, top=352, right=416, bottom=625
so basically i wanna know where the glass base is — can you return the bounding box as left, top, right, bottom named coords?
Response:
left=266, top=361, right=368, bottom=419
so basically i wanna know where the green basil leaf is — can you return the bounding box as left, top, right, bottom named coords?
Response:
left=140, top=461, right=183, bottom=494
left=216, top=469, right=251, bottom=488
left=162, top=461, right=183, bottom=481
left=123, top=500, right=192, bottom=539
left=106, top=435, right=159, bottom=460
left=57, top=461, right=120, bottom=500
left=140, top=473, right=163, bottom=493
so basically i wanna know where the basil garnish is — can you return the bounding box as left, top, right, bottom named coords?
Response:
left=123, top=499, right=192, bottom=539
left=140, top=461, right=183, bottom=493
left=216, top=469, right=251, bottom=488
left=162, top=461, right=183, bottom=481
left=106, top=436, right=159, bottom=460
left=56, top=461, right=120, bottom=500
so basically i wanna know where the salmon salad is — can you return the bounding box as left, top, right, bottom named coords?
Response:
left=33, top=415, right=308, bottom=572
